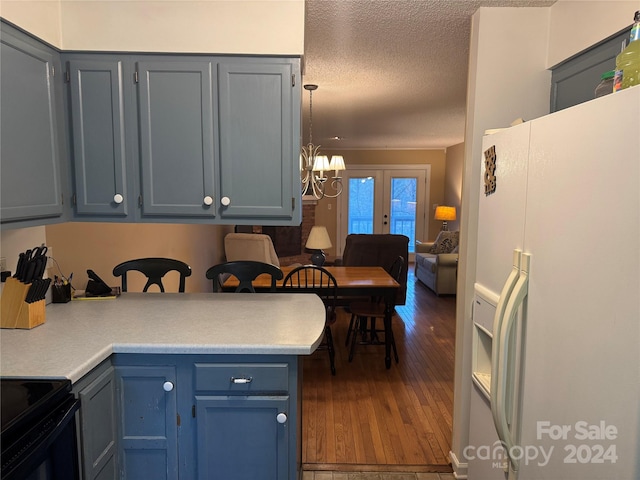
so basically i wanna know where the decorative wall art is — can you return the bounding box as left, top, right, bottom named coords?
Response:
left=484, top=145, right=497, bottom=196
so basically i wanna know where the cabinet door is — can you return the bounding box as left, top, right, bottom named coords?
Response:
left=0, top=23, right=64, bottom=223
left=217, top=61, right=297, bottom=221
left=67, top=58, right=129, bottom=217
left=116, top=365, right=178, bottom=480
left=195, top=396, right=289, bottom=480
left=77, top=366, right=118, bottom=480
left=137, top=60, right=217, bottom=217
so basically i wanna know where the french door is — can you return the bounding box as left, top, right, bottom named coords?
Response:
left=336, top=166, right=430, bottom=260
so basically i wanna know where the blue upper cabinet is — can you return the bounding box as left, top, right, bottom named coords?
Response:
left=217, top=60, right=300, bottom=222
left=62, top=54, right=301, bottom=225
left=137, top=59, right=217, bottom=218
left=0, top=22, right=65, bottom=224
left=67, top=57, right=129, bottom=217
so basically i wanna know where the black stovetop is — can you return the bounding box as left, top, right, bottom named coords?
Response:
left=1, top=378, right=72, bottom=439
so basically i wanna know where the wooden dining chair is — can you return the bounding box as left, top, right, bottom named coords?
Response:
left=347, top=256, right=405, bottom=364
left=206, top=260, right=283, bottom=293
left=282, top=265, right=338, bottom=375
left=112, top=257, right=192, bottom=292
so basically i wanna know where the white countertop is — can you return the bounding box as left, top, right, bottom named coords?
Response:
left=0, top=293, right=326, bottom=383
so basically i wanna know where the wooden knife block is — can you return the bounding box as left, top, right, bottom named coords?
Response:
left=1, top=277, right=46, bottom=329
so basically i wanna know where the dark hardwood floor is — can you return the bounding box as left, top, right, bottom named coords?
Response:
left=302, top=266, right=457, bottom=472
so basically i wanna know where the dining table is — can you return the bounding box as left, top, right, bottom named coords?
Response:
left=223, top=265, right=400, bottom=368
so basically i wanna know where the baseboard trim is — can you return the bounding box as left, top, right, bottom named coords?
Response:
left=302, top=463, right=454, bottom=473
left=449, top=451, right=468, bottom=479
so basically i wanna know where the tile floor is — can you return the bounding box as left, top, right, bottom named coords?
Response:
left=302, top=472, right=455, bottom=480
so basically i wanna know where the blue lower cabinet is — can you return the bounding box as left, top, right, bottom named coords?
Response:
left=195, top=396, right=289, bottom=480
left=115, top=365, right=179, bottom=479
left=113, top=355, right=301, bottom=480
left=72, top=360, right=118, bottom=480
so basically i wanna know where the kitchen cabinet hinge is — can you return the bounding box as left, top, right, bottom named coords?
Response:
left=134, top=71, right=139, bottom=83
left=292, top=73, right=295, bottom=87
left=61, top=193, right=64, bottom=205
left=292, top=197, right=295, bottom=210
left=138, top=195, right=143, bottom=207
left=72, top=193, right=76, bottom=206
left=192, top=405, right=196, bottom=418
left=64, top=70, right=70, bottom=83
left=176, top=413, right=181, bottom=426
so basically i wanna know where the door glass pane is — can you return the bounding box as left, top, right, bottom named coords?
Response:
left=348, top=177, right=374, bottom=234
left=389, top=178, right=417, bottom=253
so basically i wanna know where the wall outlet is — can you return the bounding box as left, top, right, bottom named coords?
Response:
left=0, top=256, right=6, bottom=272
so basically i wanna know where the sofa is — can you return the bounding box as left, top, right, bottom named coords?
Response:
left=414, top=231, right=459, bottom=295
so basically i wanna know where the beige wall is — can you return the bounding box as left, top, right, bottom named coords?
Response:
left=0, top=0, right=304, bottom=54
left=444, top=142, right=464, bottom=233
left=45, top=223, right=233, bottom=293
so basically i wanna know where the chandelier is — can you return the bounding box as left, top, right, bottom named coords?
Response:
left=300, top=84, right=346, bottom=199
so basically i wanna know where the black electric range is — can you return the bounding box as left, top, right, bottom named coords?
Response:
left=1, top=378, right=80, bottom=480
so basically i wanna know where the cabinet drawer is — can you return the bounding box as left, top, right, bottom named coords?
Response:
left=194, top=363, right=288, bottom=393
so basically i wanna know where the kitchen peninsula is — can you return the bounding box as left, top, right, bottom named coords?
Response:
left=1, top=293, right=326, bottom=480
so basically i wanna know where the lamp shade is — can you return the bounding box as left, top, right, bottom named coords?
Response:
left=434, top=205, right=456, bottom=221
left=329, top=155, right=346, bottom=174
left=306, top=226, right=332, bottom=250
left=312, top=155, right=330, bottom=172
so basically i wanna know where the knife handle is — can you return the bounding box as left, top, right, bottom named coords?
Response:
left=35, top=256, right=47, bottom=280
left=23, top=261, right=37, bottom=284
left=25, top=281, right=37, bottom=303
left=38, top=278, right=52, bottom=302
left=13, top=253, right=25, bottom=280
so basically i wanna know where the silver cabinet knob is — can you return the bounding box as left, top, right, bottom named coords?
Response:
left=221, top=196, right=231, bottom=206
left=276, top=412, right=287, bottom=424
left=113, top=193, right=124, bottom=204
left=163, top=381, right=174, bottom=392
left=203, top=196, right=213, bottom=206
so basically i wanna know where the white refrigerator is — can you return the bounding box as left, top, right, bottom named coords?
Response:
left=467, top=86, right=639, bottom=479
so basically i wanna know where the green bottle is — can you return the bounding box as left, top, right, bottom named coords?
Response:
left=613, top=10, right=640, bottom=91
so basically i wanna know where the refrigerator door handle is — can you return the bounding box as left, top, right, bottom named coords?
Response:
left=490, top=249, right=521, bottom=401
left=493, top=253, right=530, bottom=475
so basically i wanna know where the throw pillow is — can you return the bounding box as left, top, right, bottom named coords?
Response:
left=429, top=230, right=459, bottom=254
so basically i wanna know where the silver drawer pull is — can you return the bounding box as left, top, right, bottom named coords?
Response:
left=231, top=376, right=253, bottom=384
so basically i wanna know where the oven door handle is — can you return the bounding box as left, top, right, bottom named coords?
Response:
left=2, top=397, right=81, bottom=480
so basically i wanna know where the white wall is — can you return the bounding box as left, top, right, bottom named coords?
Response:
left=548, top=1, right=638, bottom=67
left=450, top=2, right=636, bottom=477
left=0, top=227, right=48, bottom=275
left=0, top=0, right=304, bottom=54
left=450, top=8, right=551, bottom=475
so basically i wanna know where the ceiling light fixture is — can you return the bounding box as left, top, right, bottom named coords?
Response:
left=300, top=84, right=345, bottom=199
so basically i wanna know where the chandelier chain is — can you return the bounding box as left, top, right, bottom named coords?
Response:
left=308, top=87, right=313, bottom=146
left=300, top=84, right=344, bottom=199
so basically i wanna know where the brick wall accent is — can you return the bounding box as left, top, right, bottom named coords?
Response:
left=277, top=203, right=315, bottom=265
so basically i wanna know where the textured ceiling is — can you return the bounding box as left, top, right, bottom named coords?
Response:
left=303, top=0, right=556, bottom=150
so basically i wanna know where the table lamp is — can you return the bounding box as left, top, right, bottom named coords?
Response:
left=306, top=226, right=332, bottom=266
left=434, top=206, right=456, bottom=231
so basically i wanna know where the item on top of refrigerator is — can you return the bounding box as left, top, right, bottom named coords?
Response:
left=613, top=10, right=640, bottom=91
left=595, top=70, right=615, bottom=98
